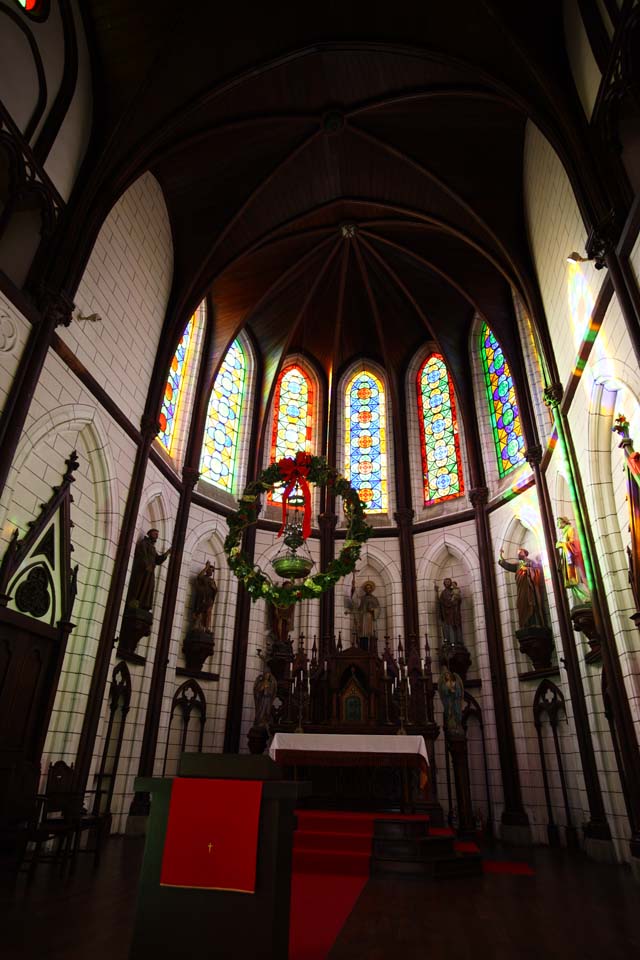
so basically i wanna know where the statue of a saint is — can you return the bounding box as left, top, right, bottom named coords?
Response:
left=556, top=517, right=590, bottom=605
left=359, top=581, right=380, bottom=645
left=125, top=528, right=170, bottom=611
left=267, top=583, right=295, bottom=653
left=438, top=666, right=464, bottom=738
left=192, top=561, right=217, bottom=632
left=437, top=578, right=463, bottom=644
left=498, top=547, right=546, bottom=630
left=253, top=667, right=277, bottom=729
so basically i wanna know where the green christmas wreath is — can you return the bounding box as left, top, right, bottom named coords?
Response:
left=224, top=452, right=372, bottom=607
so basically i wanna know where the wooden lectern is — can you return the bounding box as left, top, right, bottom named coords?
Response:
left=130, top=754, right=309, bottom=960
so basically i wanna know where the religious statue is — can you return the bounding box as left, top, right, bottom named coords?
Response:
left=437, top=578, right=463, bottom=644
left=438, top=666, right=464, bottom=738
left=498, top=547, right=547, bottom=630
left=346, top=576, right=380, bottom=651
left=267, top=582, right=295, bottom=654
left=252, top=666, right=278, bottom=729
left=359, top=581, right=380, bottom=645
left=125, top=528, right=170, bottom=611
left=192, top=561, right=217, bottom=632
left=556, top=517, right=591, bottom=605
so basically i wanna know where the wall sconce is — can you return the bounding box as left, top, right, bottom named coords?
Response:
left=566, top=251, right=589, bottom=264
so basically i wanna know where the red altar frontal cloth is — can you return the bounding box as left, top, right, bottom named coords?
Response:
left=160, top=778, right=263, bottom=893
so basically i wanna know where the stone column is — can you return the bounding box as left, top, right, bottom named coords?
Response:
left=0, top=287, right=74, bottom=501
left=469, top=484, right=531, bottom=843
left=73, top=414, right=159, bottom=794
left=544, top=383, right=640, bottom=863
left=394, top=507, right=420, bottom=644
left=128, top=464, right=200, bottom=821
left=318, top=511, right=337, bottom=660
left=527, top=444, right=613, bottom=856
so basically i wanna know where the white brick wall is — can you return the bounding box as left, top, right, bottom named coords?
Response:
left=0, top=292, right=30, bottom=414
left=523, top=121, right=605, bottom=389
left=60, top=172, right=173, bottom=428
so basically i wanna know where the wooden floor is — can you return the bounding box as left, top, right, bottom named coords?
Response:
left=1, top=837, right=638, bottom=960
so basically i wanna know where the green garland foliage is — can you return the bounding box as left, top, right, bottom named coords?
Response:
left=224, top=454, right=372, bottom=607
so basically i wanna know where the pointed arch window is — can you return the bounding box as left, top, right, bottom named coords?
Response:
left=158, top=313, right=197, bottom=454
left=200, top=339, right=246, bottom=491
left=417, top=353, right=464, bottom=504
left=480, top=324, right=525, bottom=476
left=269, top=364, right=315, bottom=504
left=345, top=370, right=388, bottom=513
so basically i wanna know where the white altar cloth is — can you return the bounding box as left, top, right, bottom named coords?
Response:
left=269, top=733, right=429, bottom=768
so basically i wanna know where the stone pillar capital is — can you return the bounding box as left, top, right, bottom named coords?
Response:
left=140, top=414, right=161, bottom=442
left=468, top=485, right=489, bottom=508
left=394, top=507, right=415, bottom=527
left=526, top=444, right=543, bottom=467
left=543, top=382, right=563, bottom=409
left=38, top=286, right=74, bottom=329
left=182, top=465, right=201, bottom=489
left=318, top=512, right=337, bottom=532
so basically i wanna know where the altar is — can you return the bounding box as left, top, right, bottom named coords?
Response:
left=269, top=732, right=429, bottom=811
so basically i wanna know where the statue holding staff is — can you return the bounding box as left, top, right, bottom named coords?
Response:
left=498, top=547, right=546, bottom=630
left=125, top=528, right=170, bottom=612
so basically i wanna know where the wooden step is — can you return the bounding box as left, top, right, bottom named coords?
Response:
left=372, top=834, right=454, bottom=861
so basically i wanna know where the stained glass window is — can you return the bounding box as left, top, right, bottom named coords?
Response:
left=345, top=370, right=388, bottom=513
left=269, top=364, right=314, bottom=504
left=200, top=340, right=246, bottom=490
left=158, top=314, right=196, bottom=454
left=417, top=354, right=463, bottom=504
left=15, top=0, right=45, bottom=13
left=480, top=324, right=525, bottom=476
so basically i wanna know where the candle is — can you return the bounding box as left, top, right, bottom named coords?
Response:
left=383, top=660, right=388, bottom=676
left=407, top=679, right=411, bottom=695
left=307, top=677, right=310, bottom=693
left=421, top=659, right=425, bottom=674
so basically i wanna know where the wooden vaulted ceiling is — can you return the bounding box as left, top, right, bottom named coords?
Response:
left=81, top=1, right=576, bottom=433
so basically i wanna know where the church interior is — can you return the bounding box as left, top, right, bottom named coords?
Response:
left=1, top=1, right=640, bottom=957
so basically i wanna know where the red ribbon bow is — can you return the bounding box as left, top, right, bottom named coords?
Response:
left=277, top=452, right=312, bottom=540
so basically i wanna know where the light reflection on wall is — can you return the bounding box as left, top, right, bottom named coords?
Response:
left=514, top=495, right=550, bottom=577
left=567, top=262, right=594, bottom=348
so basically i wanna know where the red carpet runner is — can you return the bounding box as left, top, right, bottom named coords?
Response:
left=288, top=810, right=534, bottom=957
left=289, top=810, right=428, bottom=960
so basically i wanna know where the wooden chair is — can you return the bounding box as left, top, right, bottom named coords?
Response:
left=20, top=761, right=108, bottom=877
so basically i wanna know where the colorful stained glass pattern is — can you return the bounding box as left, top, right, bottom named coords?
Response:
left=200, top=340, right=246, bottom=490
left=480, top=324, right=525, bottom=476
left=418, top=354, right=464, bottom=504
left=345, top=371, right=388, bottom=513
left=269, top=365, right=315, bottom=504
left=158, top=315, right=195, bottom=454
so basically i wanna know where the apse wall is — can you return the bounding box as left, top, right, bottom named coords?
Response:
left=521, top=120, right=640, bottom=860
left=60, top=172, right=173, bottom=427
left=523, top=120, right=606, bottom=387
left=0, top=170, right=175, bottom=830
